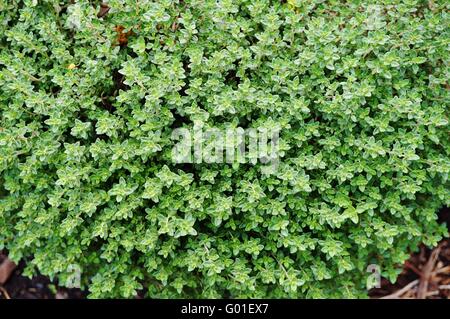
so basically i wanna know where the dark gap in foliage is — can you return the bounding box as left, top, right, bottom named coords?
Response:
left=224, top=62, right=241, bottom=89
left=112, top=68, right=128, bottom=92
left=127, top=50, right=138, bottom=59
left=170, top=109, right=191, bottom=129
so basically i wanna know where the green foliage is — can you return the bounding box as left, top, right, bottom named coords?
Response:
left=0, top=0, right=449, bottom=298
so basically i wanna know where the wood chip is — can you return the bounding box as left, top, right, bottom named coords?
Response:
left=380, top=279, right=419, bottom=299
left=0, top=286, right=11, bottom=299
left=417, top=245, right=441, bottom=299
left=97, top=3, right=110, bottom=18
left=439, top=285, right=450, bottom=290
left=0, top=257, right=17, bottom=285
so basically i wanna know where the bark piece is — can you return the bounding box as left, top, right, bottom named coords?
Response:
left=0, top=257, right=17, bottom=285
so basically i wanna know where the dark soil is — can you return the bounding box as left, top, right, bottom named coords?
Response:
left=0, top=259, right=86, bottom=299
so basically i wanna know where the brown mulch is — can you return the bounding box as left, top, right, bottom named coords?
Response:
left=370, top=206, right=450, bottom=299
left=369, top=238, right=450, bottom=299
left=1, top=208, right=449, bottom=299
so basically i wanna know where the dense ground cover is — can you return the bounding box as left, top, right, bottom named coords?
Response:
left=0, top=0, right=449, bottom=298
